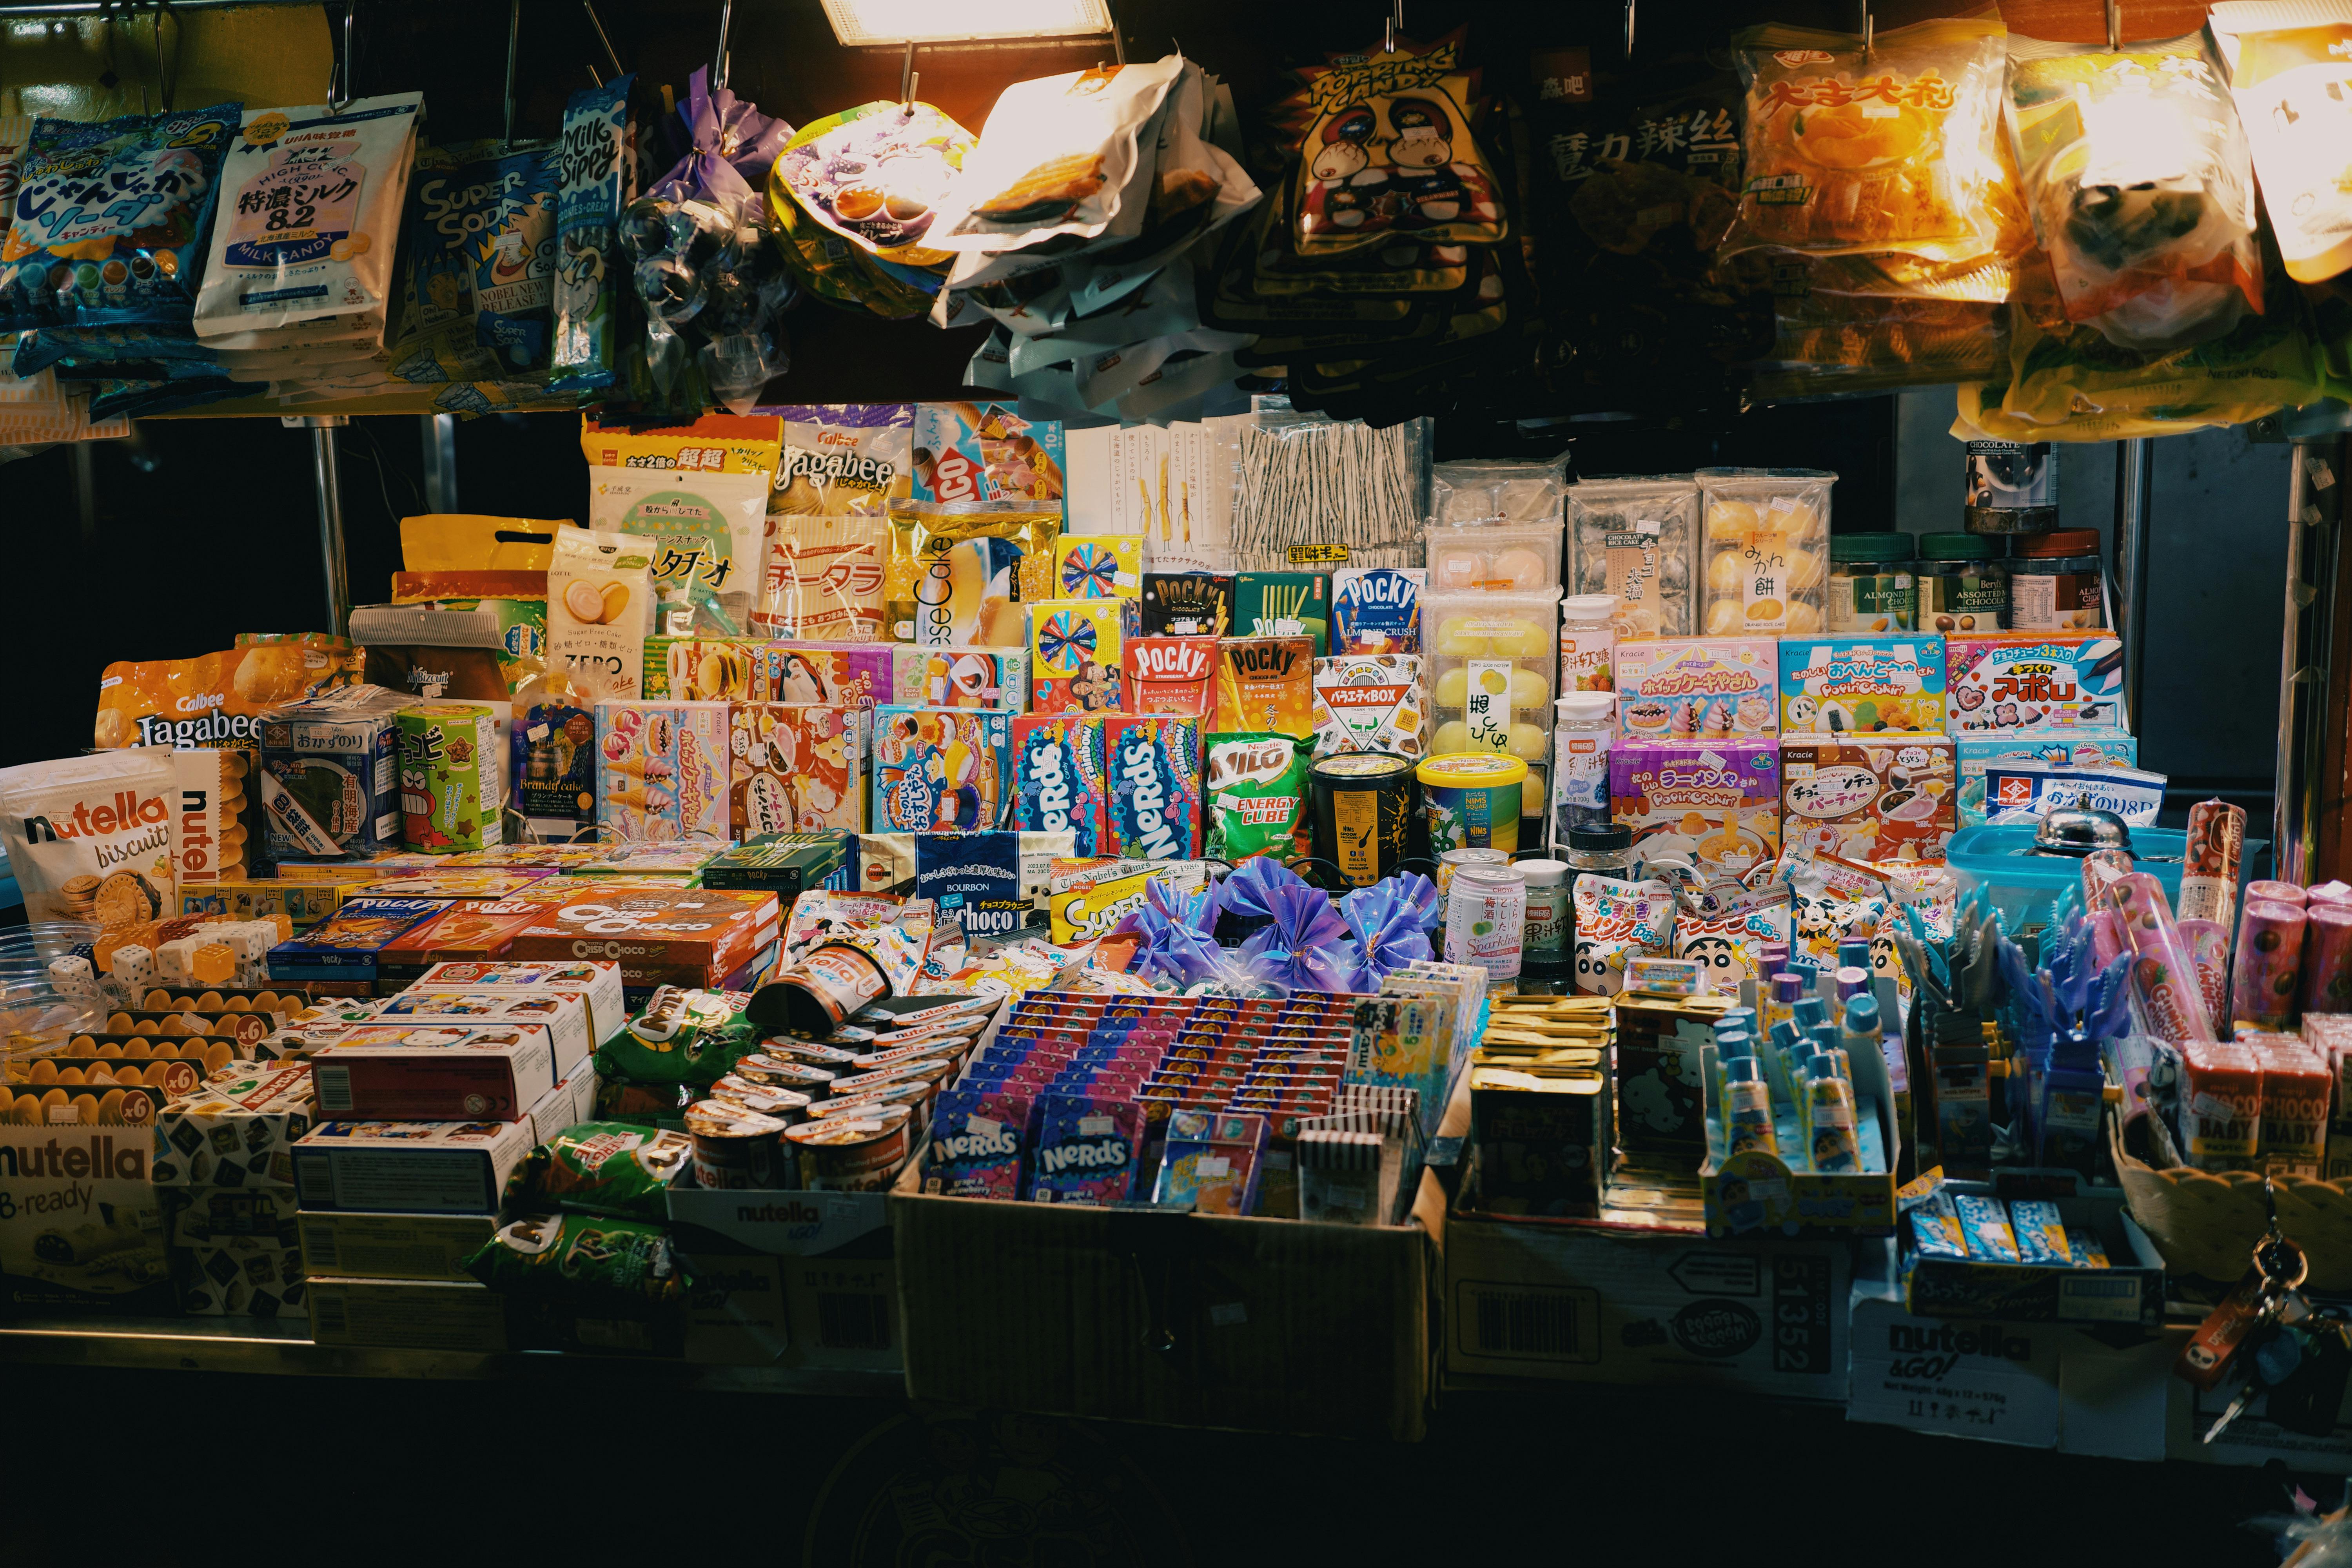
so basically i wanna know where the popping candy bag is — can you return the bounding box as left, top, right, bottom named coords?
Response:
left=550, top=74, right=652, bottom=393
left=192, top=95, right=421, bottom=341
left=1, top=102, right=240, bottom=332
left=2005, top=29, right=2263, bottom=348
left=503, top=1121, right=693, bottom=1220
left=1729, top=17, right=2019, bottom=264
left=1203, top=732, right=1311, bottom=861
left=2212, top=2, right=2352, bottom=285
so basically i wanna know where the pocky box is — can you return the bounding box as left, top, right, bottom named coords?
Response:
left=1029, top=598, right=1138, bottom=715
left=1141, top=572, right=1232, bottom=637
left=1778, top=634, right=1946, bottom=735
left=1780, top=735, right=1956, bottom=866
left=1615, top=638, right=1778, bottom=740
left=1610, top=741, right=1781, bottom=878
left=1216, top=637, right=1316, bottom=739
left=1331, top=567, right=1426, bottom=655
left=1122, top=637, right=1216, bottom=718
left=1945, top=632, right=2127, bottom=735
left=1011, top=715, right=1109, bottom=856
left=1104, top=715, right=1202, bottom=862
left=869, top=706, right=1012, bottom=832
left=1233, top=573, right=1330, bottom=655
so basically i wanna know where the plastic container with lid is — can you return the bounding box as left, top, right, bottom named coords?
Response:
left=1558, top=592, right=1616, bottom=695
left=1551, top=691, right=1614, bottom=843
left=1964, top=440, right=2058, bottom=535
left=1567, top=476, right=1697, bottom=640
left=1418, top=753, right=1528, bottom=854
left=2007, top=528, right=2105, bottom=632
left=1517, top=858, right=1571, bottom=975
left=1914, top=532, right=2007, bottom=634
left=1697, top=467, right=1833, bottom=636
left=1425, top=587, right=1560, bottom=771
left=1424, top=523, right=1565, bottom=592
left=1826, top=532, right=1916, bottom=633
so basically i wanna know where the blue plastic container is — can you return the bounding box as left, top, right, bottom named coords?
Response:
left=1945, top=825, right=2209, bottom=934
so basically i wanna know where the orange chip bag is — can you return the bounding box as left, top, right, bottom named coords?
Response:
left=1728, top=16, right=2018, bottom=264
left=95, top=634, right=361, bottom=750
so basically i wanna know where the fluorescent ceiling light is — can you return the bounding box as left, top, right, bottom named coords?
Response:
left=820, top=0, right=1113, bottom=46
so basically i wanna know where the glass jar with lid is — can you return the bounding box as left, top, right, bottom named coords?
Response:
left=2007, top=528, right=2104, bottom=632
left=1914, top=532, right=2007, bottom=634
left=1826, top=533, right=1916, bottom=632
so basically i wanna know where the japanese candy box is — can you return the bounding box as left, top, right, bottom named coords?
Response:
left=730, top=704, right=863, bottom=835
left=1029, top=598, right=1139, bottom=715
left=1780, top=735, right=1956, bottom=867
left=1955, top=733, right=2137, bottom=827
left=1945, top=633, right=2125, bottom=735
left=1614, top=638, right=1779, bottom=740
left=870, top=706, right=1012, bottom=832
left=595, top=701, right=728, bottom=843
left=1610, top=741, right=1782, bottom=878
left=1778, top=634, right=1945, bottom=736
left=1312, top=655, right=1427, bottom=758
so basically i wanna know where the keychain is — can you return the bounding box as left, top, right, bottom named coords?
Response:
left=2176, top=1180, right=2349, bottom=1442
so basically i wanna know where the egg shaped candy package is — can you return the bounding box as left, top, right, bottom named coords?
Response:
left=1696, top=468, right=1833, bottom=637
left=1425, top=588, right=1561, bottom=765
left=1423, top=523, right=1565, bottom=593
left=1567, top=477, right=1697, bottom=641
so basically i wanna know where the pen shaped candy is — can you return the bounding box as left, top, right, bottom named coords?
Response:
left=2102, top=873, right=2216, bottom=1045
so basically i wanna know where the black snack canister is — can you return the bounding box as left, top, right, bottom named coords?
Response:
left=1309, top=752, right=1416, bottom=887
left=1964, top=440, right=2058, bottom=535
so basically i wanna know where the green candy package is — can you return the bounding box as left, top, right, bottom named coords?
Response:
left=465, top=1211, right=692, bottom=1355
left=592, top=986, right=758, bottom=1089
left=1203, top=732, right=1311, bottom=861
left=503, top=1122, right=693, bottom=1220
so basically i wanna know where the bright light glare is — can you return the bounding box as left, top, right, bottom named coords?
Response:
left=819, top=0, right=1113, bottom=46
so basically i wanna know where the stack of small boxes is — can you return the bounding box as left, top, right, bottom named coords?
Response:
left=153, top=1062, right=317, bottom=1317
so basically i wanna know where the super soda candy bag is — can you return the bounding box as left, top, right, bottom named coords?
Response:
left=550, top=75, right=651, bottom=393
left=466, top=142, right=562, bottom=374
left=0, top=103, right=240, bottom=332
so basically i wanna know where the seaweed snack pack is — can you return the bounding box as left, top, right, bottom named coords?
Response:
left=0, top=102, right=240, bottom=333
left=193, top=96, right=422, bottom=350
left=550, top=74, right=653, bottom=394
left=583, top=413, right=782, bottom=636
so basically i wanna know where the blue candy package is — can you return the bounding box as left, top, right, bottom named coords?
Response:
left=1025, top=1093, right=1142, bottom=1205
left=467, top=143, right=561, bottom=372
left=914, top=829, right=1025, bottom=939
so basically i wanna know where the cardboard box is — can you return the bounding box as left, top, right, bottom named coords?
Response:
left=888, top=1158, right=1442, bottom=1439
left=310, top=1024, right=556, bottom=1123
left=177, top=1234, right=303, bottom=1316
left=1445, top=1204, right=1848, bottom=1400
left=1944, top=632, right=2128, bottom=736
left=730, top=703, right=865, bottom=835
left=177, top=878, right=364, bottom=928
left=368, top=988, right=592, bottom=1075
left=266, top=896, right=444, bottom=984
left=297, top=1210, right=499, bottom=1281
left=0, top=1123, right=172, bottom=1314
left=152, top=1063, right=317, bottom=1188
left=1780, top=734, right=1957, bottom=866
left=411, top=959, right=627, bottom=1046
left=292, top=1116, right=535, bottom=1213
left=1610, top=741, right=1782, bottom=876
left=1953, top=731, right=2138, bottom=827
left=307, top=1275, right=508, bottom=1351
left=172, top=1186, right=299, bottom=1246
left=666, top=1177, right=891, bottom=1254
left=1777, top=634, right=1947, bottom=735
left=1700, top=1014, right=1900, bottom=1238
left=372, top=893, right=577, bottom=989
left=1614, top=637, right=1780, bottom=739
left=499, top=888, right=780, bottom=989
left=699, top=833, right=854, bottom=898
left=1903, top=1186, right=2166, bottom=1327
left=593, top=699, right=729, bottom=843
left=869, top=706, right=1014, bottom=832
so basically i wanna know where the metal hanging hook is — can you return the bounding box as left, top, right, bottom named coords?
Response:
left=712, top=0, right=734, bottom=91
left=1622, top=0, right=1635, bottom=61
left=502, top=0, right=521, bottom=148
left=327, top=0, right=354, bottom=112
left=581, top=0, right=623, bottom=81
left=1860, top=2, right=1872, bottom=63
left=2107, top=0, right=2122, bottom=51
left=899, top=38, right=919, bottom=118
left=1383, top=0, right=1400, bottom=53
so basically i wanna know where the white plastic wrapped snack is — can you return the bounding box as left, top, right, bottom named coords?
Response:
left=1430, top=457, right=1568, bottom=527
left=194, top=95, right=422, bottom=341
left=2211, top=2, right=2352, bottom=285
left=1567, top=477, right=1697, bottom=641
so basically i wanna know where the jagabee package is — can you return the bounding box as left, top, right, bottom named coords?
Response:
left=1610, top=741, right=1782, bottom=878
left=755, top=403, right=912, bottom=639
left=1781, top=735, right=1957, bottom=866
left=1331, top=567, right=1426, bottom=654
left=1011, top=714, right=1109, bottom=857
left=1029, top=598, right=1139, bottom=714
left=1122, top=637, right=1215, bottom=719
left=730, top=704, right=863, bottom=835
left=1945, top=633, right=2127, bottom=735
left=547, top=525, right=654, bottom=702
left=1052, top=535, right=1143, bottom=600
left=1613, top=638, right=1779, bottom=740
left=0, top=750, right=178, bottom=925
left=259, top=686, right=408, bottom=860
left=582, top=412, right=783, bottom=636
left=891, top=644, right=1028, bottom=711
left=192, top=95, right=422, bottom=339
left=1204, top=732, right=1312, bottom=861
left=1141, top=572, right=1232, bottom=637
left=870, top=707, right=1013, bottom=832
left=911, top=401, right=1066, bottom=519
left=1779, top=635, right=1946, bottom=735
left=396, top=702, right=504, bottom=854
left=96, top=634, right=363, bottom=750
left=594, top=701, right=728, bottom=843
left=1104, top=715, right=1203, bottom=862
left=1216, top=637, right=1316, bottom=738
left=1312, top=655, right=1426, bottom=757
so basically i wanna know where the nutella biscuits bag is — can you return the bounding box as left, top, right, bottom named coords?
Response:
left=0, top=750, right=178, bottom=924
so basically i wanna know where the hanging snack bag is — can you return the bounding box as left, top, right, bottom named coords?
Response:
left=0, top=102, right=240, bottom=332
left=550, top=74, right=650, bottom=392
left=770, top=100, right=975, bottom=268
left=193, top=94, right=422, bottom=340
left=386, top=142, right=503, bottom=385
left=2005, top=30, right=2263, bottom=348
left=2212, top=4, right=2352, bottom=286
left=1728, top=17, right=2017, bottom=263
left=546, top=526, right=655, bottom=703
left=466, top=141, right=561, bottom=372
left=1273, top=29, right=1506, bottom=256
left=582, top=412, right=783, bottom=635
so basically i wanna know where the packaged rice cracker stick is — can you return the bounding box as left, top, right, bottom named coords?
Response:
left=0, top=102, right=240, bottom=332
left=546, top=526, right=654, bottom=703
left=550, top=75, right=648, bottom=392
left=583, top=412, right=783, bottom=636
left=0, top=750, right=178, bottom=924
left=395, top=702, right=504, bottom=854
left=194, top=95, right=422, bottom=339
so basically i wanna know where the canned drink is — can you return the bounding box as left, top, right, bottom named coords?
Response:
left=1436, top=846, right=1508, bottom=931
left=1445, top=863, right=1527, bottom=981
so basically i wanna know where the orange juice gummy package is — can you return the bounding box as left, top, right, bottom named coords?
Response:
left=1728, top=17, right=2019, bottom=264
